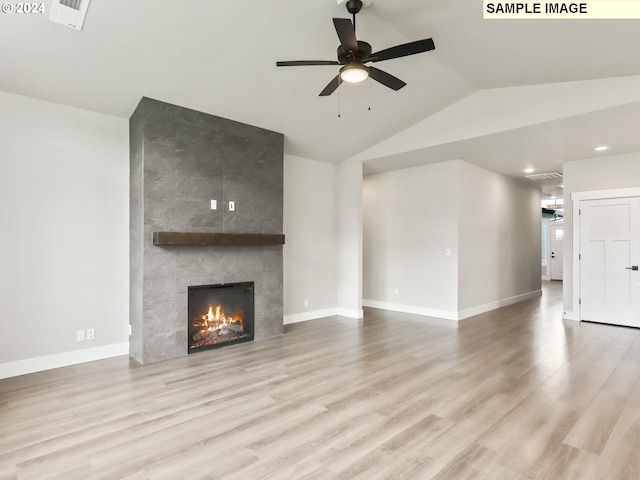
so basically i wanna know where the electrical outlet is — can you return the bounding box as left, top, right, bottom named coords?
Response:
left=445, top=248, right=451, bottom=256
left=210, top=199, right=217, bottom=210
left=304, top=299, right=309, bottom=307
left=76, top=330, right=85, bottom=342
left=86, top=328, right=95, bottom=340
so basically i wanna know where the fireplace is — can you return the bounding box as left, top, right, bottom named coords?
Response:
left=188, top=282, right=255, bottom=353
left=130, top=98, right=284, bottom=364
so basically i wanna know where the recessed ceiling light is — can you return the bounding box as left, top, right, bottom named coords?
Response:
left=594, top=145, right=609, bottom=152
left=524, top=168, right=535, bottom=174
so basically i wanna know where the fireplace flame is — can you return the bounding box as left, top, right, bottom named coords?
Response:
left=203, top=305, right=215, bottom=325
left=197, top=304, right=243, bottom=333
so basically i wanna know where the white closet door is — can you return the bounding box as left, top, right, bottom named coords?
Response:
left=580, top=196, right=640, bottom=327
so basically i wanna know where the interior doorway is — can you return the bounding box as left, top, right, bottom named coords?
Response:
left=549, top=225, right=564, bottom=281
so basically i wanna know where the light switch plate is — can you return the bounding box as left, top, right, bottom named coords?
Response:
left=229, top=201, right=235, bottom=211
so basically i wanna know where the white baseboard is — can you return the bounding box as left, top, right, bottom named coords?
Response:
left=362, top=299, right=458, bottom=321
left=0, top=342, right=130, bottom=380
left=364, top=289, right=543, bottom=322
left=286, top=291, right=544, bottom=327
left=336, top=308, right=364, bottom=319
left=284, top=308, right=339, bottom=325
left=563, top=310, right=580, bottom=321
left=284, top=307, right=364, bottom=325
left=457, top=290, right=542, bottom=320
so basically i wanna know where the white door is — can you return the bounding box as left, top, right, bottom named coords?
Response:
left=580, top=196, right=640, bottom=327
left=550, top=225, right=564, bottom=280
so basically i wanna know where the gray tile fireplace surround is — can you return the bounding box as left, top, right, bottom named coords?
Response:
left=130, top=97, right=284, bottom=364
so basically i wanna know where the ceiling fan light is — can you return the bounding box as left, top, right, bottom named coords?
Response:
left=340, top=64, right=368, bottom=83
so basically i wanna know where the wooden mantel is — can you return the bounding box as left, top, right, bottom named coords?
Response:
left=152, top=232, right=285, bottom=246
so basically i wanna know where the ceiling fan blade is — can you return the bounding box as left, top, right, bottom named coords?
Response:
left=319, top=75, right=341, bottom=97
left=366, top=66, right=406, bottom=91
left=276, top=60, right=340, bottom=67
left=333, top=18, right=358, bottom=53
left=369, top=38, right=435, bottom=63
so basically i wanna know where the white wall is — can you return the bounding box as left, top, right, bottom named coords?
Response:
left=336, top=160, right=364, bottom=318
left=363, top=159, right=541, bottom=320
left=562, top=152, right=640, bottom=316
left=457, top=161, right=541, bottom=314
left=363, top=161, right=459, bottom=317
left=283, top=154, right=338, bottom=323
left=283, top=156, right=364, bottom=323
left=0, top=91, right=129, bottom=378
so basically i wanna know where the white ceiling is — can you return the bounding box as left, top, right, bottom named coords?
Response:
left=2, top=0, right=640, bottom=198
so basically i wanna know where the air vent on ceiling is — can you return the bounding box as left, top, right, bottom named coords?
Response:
left=525, top=172, right=563, bottom=181
left=49, top=0, right=91, bottom=31
left=60, top=0, right=81, bottom=10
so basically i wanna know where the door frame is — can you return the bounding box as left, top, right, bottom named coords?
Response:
left=571, top=187, right=640, bottom=321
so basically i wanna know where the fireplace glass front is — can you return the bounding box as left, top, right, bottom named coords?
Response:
left=188, top=282, right=254, bottom=353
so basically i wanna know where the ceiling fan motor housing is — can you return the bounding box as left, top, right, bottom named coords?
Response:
left=337, top=41, right=372, bottom=64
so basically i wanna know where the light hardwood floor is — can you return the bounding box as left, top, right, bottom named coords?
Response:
left=2, top=281, right=640, bottom=479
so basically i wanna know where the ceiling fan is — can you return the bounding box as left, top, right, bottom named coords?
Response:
left=276, top=0, right=435, bottom=96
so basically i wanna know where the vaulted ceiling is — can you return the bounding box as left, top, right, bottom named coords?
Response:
left=2, top=0, right=640, bottom=197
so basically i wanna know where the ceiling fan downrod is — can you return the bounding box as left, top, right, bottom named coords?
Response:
left=345, top=0, right=362, bottom=32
